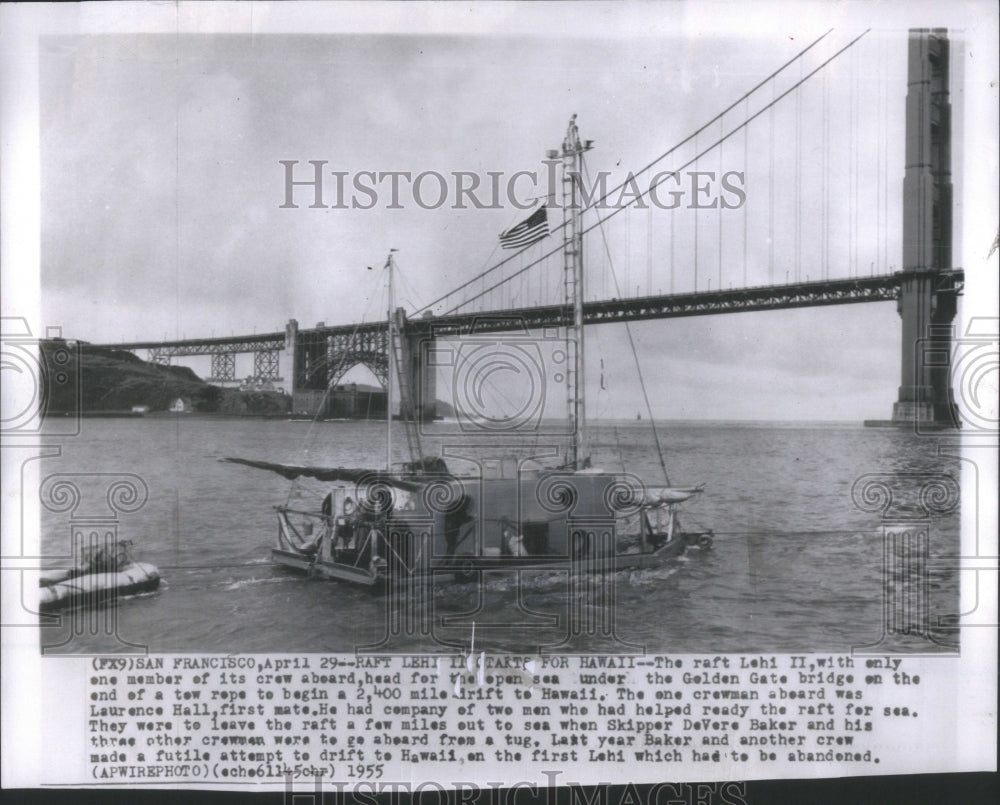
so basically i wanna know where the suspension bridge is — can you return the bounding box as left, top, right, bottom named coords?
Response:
left=93, top=28, right=963, bottom=427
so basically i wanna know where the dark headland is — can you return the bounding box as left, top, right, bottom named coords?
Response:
left=39, top=340, right=291, bottom=418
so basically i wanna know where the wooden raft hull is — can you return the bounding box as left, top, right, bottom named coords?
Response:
left=271, top=530, right=709, bottom=586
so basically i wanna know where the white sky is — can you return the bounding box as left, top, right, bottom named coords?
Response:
left=5, top=1, right=998, bottom=420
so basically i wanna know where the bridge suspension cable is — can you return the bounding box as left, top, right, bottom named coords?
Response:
left=416, top=27, right=837, bottom=317
left=440, top=28, right=872, bottom=316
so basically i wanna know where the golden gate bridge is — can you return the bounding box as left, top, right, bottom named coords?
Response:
left=95, top=28, right=963, bottom=427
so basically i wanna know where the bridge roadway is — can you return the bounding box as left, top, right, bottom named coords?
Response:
left=95, top=270, right=964, bottom=355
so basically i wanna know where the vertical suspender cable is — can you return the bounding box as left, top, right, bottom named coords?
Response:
left=851, top=42, right=859, bottom=277
left=602, top=222, right=607, bottom=300
left=625, top=208, right=631, bottom=296
left=823, top=62, right=830, bottom=279
left=647, top=201, right=653, bottom=296
left=795, top=58, right=802, bottom=281
left=670, top=202, right=675, bottom=294
left=882, top=34, right=889, bottom=273
left=719, top=116, right=724, bottom=289
left=768, top=81, right=775, bottom=284
left=848, top=45, right=855, bottom=276
left=876, top=35, right=882, bottom=274
left=523, top=248, right=528, bottom=306
left=694, top=133, right=699, bottom=290
left=743, top=97, right=748, bottom=288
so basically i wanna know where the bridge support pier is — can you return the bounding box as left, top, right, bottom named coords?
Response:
left=286, top=318, right=321, bottom=414
left=401, top=324, right=437, bottom=423
left=893, top=274, right=958, bottom=425
left=253, top=349, right=281, bottom=383
left=148, top=348, right=170, bottom=366
left=289, top=319, right=334, bottom=417
left=889, top=28, right=958, bottom=427
left=209, top=351, right=237, bottom=384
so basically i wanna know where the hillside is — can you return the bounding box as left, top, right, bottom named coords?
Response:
left=39, top=341, right=288, bottom=415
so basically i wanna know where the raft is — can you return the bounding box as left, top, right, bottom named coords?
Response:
left=38, top=540, right=161, bottom=613
left=39, top=562, right=160, bottom=613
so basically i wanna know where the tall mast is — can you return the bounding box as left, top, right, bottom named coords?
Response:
left=385, top=249, right=396, bottom=473
left=559, top=115, right=591, bottom=469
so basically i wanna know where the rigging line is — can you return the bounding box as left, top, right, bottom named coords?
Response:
left=459, top=210, right=519, bottom=309
left=394, top=260, right=428, bottom=313
left=286, top=266, right=385, bottom=503
left=583, top=157, right=671, bottom=487
left=157, top=562, right=294, bottom=571
left=417, top=29, right=834, bottom=316
left=649, top=529, right=887, bottom=538
left=441, top=29, right=870, bottom=316
left=417, top=199, right=555, bottom=315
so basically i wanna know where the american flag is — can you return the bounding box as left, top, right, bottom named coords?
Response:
left=499, top=205, right=549, bottom=249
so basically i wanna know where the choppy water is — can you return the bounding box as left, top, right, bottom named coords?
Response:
left=36, top=417, right=960, bottom=654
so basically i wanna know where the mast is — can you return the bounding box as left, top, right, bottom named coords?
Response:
left=385, top=249, right=396, bottom=473
left=558, top=115, right=592, bottom=469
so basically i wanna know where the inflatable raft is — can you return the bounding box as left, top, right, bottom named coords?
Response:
left=39, top=541, right=160, bottom=614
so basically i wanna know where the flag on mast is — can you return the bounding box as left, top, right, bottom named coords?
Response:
left=499, top=205, right=548, bottom=249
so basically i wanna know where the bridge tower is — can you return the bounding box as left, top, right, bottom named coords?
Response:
left=891, top=28, right=958, bottom=426
left=399, top=317, right=437, bottom=423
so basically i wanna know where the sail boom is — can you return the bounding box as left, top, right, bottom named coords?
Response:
left=222, top=457, right=426, bottom=491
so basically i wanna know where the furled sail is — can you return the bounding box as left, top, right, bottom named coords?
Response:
left=222, top=457, right=427, bottom=492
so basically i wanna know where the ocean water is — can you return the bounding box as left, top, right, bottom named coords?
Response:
left=35, top=417, right=960, bottom=655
